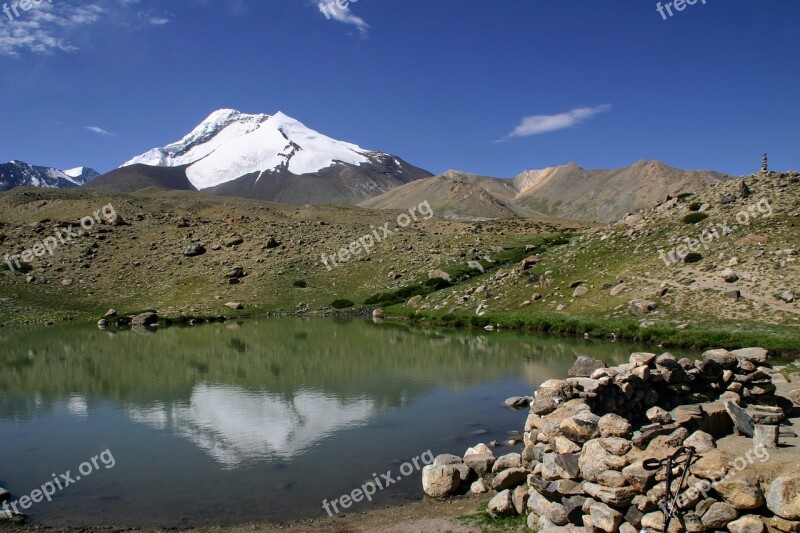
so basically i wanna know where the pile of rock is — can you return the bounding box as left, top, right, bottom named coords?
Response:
left=422, top=348, right=800, bottom=533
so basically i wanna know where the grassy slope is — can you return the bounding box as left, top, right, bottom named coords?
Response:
left=0, top=171, right=797, bottom=353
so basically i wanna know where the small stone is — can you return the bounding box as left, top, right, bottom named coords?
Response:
left=224, top=302, right=244, bottom=310
left=464, top=453, right=495, bottom=475
left=728, top=516, right=765, bottom=533
left=701, top=502, right=738, bottom=529
left=753, top=424, right=779, bottom=449
left=589, top=502, right=623, bottom=533
left=492, top=467, right=528, bottom=491
left=560, top=412, right=600, bottom=443
left=469, top=478, right=489, bottom=494
left=684, top=430, right=715, bottom=452
left=487, top=489, right=515, bottom=516
left=646, top=406, right=673, bottom=424
left=492, top=453, right=522, bottom=473
left=721, top=268, right=739, bottom=283
left=598, top=413, right=632, bottom=438
left=512, top=485, right=529, bottom=514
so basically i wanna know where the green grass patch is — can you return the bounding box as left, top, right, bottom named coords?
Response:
left=458, top=503, right=533, bottom=532
left=1, top=261, right=33, bottom=273
left=683, top=212, right=709, bottom=224
left=778, top=363, right=800, bottom=383
left=688, top=202, right=703, bottom=212
left=292, top=279, right=308, bottom=288
left=330, top=299, right=355, bottom=309
left=388, top=309, right=800, bottom=356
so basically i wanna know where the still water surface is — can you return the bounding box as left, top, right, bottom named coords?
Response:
left=1, top=318, right=668, bottom=526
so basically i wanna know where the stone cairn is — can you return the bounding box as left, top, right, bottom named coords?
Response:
left=422, top=348, right=800, bottom=533
left=762, top=153, right=769, bottom=173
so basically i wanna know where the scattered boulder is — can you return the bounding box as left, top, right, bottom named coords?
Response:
left=568, top=356, right=607, bottom=378
left=491, top=467, right=528, bottom=491
left=487, top=489, right=515, bottom=516
left=183, top=244, right=206, bottom=257
left=421, top=465, right=460, bottom=498
left=131, top=312, right=158, bottom=327
left=629, top=299, right=656, bottom=316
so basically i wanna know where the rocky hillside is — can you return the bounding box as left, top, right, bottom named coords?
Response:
left=363, top=161, right=731, bottom=223
left=0, top=170, right=796, bottom=345
left=409, top=170, right=799, bottom=332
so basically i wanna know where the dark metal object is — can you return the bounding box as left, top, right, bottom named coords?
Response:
left=643, top=446, right=698, bottom=533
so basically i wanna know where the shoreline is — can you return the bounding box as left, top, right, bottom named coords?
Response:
left=4, top=307, right=799, bottom=359
left=419, top=346, right=800, bottom=532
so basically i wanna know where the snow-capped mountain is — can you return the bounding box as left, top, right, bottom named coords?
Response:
left=0, top=161, right=100, bottom=192
left=102, top=109, right=431, bottom=204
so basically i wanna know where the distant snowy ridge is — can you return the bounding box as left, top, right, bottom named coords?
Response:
left=0, top=161, right=100, bottom=191
left=123, top=109, right=385, bottom=190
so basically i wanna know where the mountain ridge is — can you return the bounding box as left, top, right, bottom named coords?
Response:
left=0, top=160, right=100, bottom=192
left=362, top=161, right=733, bottom=222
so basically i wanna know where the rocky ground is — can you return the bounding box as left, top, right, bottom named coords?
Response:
left=420, top=347, right=800, bottom=533
left=0, top=171, right=797, bottom=344
left=413, top=170, right=799, bottom=328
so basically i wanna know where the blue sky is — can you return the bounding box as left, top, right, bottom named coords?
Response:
left=0, top=0, right=798, bottom=177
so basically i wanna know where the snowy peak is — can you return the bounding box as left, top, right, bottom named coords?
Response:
left=122, top=109, right=385, bottom=190
left=0, top=161, right=100, bottom=192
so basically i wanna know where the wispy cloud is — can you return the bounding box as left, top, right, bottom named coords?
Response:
left=318, top=0, right=369, bottom=37
left=86, top=126, right=115, bottom=137
left=0, top=1, right=170, bottom=58
left=499, top=104, right=612, bottom=141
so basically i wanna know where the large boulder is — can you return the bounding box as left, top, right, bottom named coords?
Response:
left=713, top=475, right=765, bottom=510
left=767, top=474, right=800, bottom=520
left=491, top=467, right=528, bottom=491
left=464, top=453, right=495, bottom=476
left=568, top=356, right=607, bottom=378
left=131, top=312, right=158, bottom=326
left=421, top=465, right=460, bottom=498
left=703, top=349, right=738, bottom=369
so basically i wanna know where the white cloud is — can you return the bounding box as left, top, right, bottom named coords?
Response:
left=0, top=1, right=170, bottom=58
left=318, top=0, right=368, bottom=37
left=501, top=104, right=612, bottom=140
left=86, top=126, right=115, bottom=137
